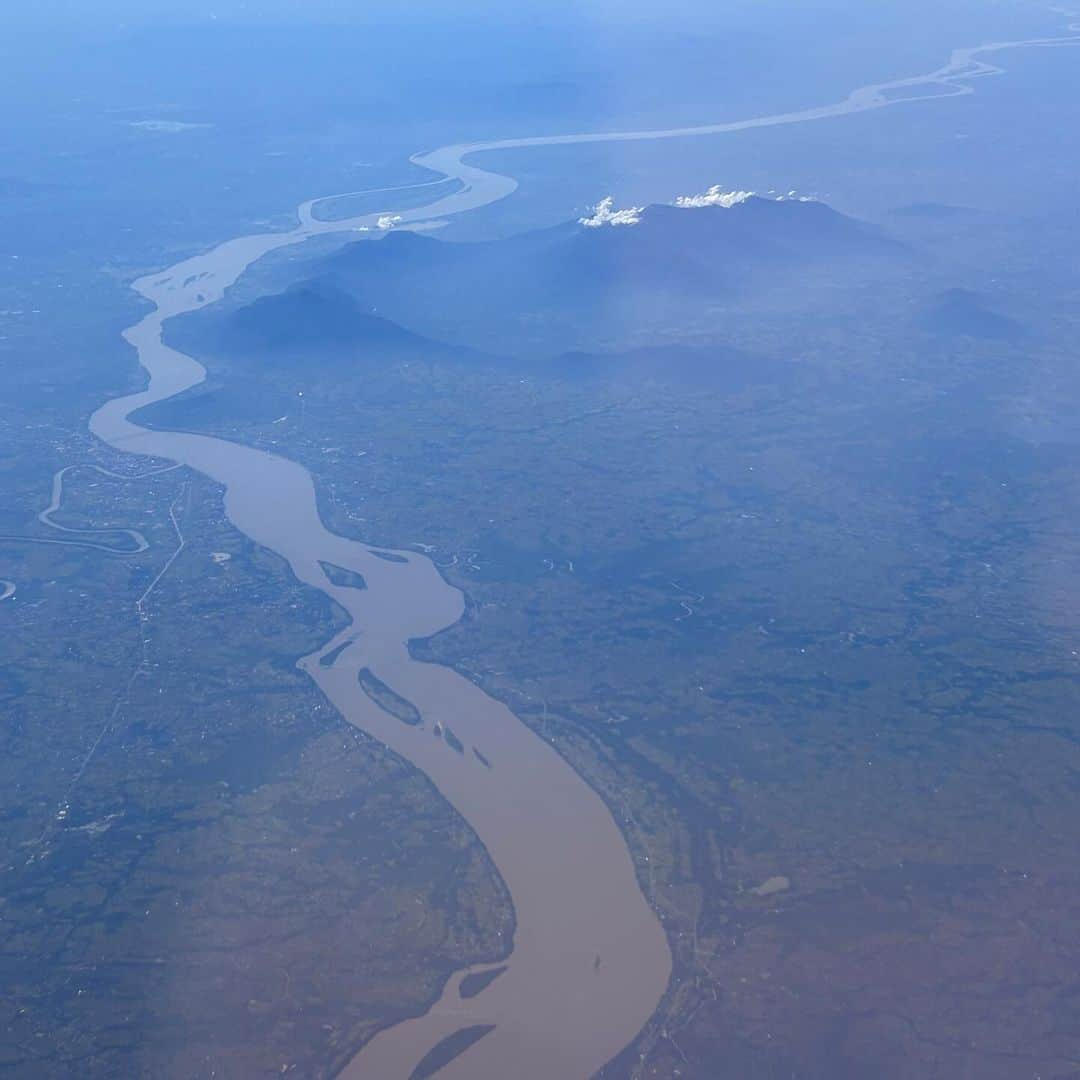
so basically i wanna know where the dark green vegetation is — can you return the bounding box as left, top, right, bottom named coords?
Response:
left=138, top=201, right=1080, bottom=1077
left=320, top=561, right=367, bottom=590
left=412, top=1024, right=497, bottom=1079
left=458, top=965, right=505, bottom=999
left=358, top=668, right=423, bottom=727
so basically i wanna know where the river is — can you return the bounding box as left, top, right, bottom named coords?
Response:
left=83, top=22, right=1077, bottom=1079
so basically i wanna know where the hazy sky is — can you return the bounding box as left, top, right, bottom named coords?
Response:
left=6, top=0, right=982, bottom=28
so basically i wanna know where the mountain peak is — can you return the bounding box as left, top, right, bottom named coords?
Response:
left=223, top=279, right=421, bottom=352
left=568, top=192, right=899, bottom=263
left=577, top=189, right=818, bottom=229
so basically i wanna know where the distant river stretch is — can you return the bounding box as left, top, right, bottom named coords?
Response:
left=87, top=22, right=1078, bottom=1079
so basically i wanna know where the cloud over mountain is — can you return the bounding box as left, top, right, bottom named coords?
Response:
left=673, top=186, right=755, bottom=209
left=578, top=196, right=644, bottom=228
left=673, top=185, right=820, bottom=208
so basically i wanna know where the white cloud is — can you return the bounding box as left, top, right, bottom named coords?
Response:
left=377, top=214, right=402, bottom=230
left=578, top=196, right=643, bottom=228
left=673, top=185, right=819, bottom=208
left=673, top=186, right=755, bottom=209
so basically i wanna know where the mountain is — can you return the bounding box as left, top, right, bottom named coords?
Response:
left=168, top=197, right=905, bottom=368
left=618, top=196, right=899, bottom=261
left=308, top=196, right=903, bottom=356
left=919, top=288, right=1026, bottom=341
left=325, top=196, right=898, bottom=298
left=169, top=279, right=475, bottom=368
left=210, top=280, right=438, bottom=355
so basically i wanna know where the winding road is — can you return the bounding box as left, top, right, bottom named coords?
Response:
left=71, top=19, right=1080, bottom=1079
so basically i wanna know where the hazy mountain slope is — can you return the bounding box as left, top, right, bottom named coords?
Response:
left=311, top=197, right=905, bottom=356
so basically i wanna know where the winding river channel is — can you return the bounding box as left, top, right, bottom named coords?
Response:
left=81, top=23, right=1078, bottom=1080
